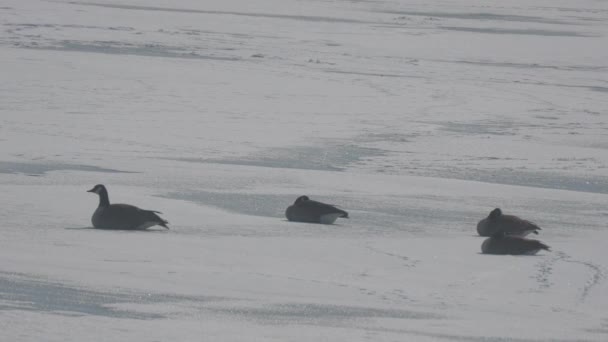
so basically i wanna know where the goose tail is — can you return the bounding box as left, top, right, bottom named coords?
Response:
left=158, top=219, right=169, bottom=229
left=147, top=210, right=169, bottom=229
left=538, top=241, right=550, bottom=251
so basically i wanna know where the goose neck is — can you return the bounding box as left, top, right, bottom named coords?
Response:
left=98, top=189, right=110, bottom=207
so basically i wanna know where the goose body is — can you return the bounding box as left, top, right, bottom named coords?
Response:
left=481, top=233, right=550, bottom=255
left=285, top=196, right=348, bottom=224
left=87, top=184, right=168, bottom=230
left=477, top=208, right=540, bottom=237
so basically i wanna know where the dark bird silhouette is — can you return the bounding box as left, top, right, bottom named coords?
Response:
left=87, top=184, right=168, bottom=230
left=477, top=208, right=541, bottom=237
left=481, top=232, right=550, bottom=255
left=285, top=195, right=348, bottom=224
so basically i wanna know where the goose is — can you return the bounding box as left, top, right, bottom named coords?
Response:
left=477, top=208, right=541, bottom=237
left=87, top=184, right=169, bottom=230
left=285, top=195, right=348, bottom=224
left=481, top=232, right=550, bottom=255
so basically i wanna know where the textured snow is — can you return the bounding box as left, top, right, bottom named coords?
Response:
left=1, top=0, right=607, bottom=341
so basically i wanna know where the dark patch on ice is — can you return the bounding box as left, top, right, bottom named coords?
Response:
left=508, top=80, right=608, bottom=93
left=160, top=190, right=321, bottom=220
left=384, top=11, right=571, bottom=25
left=438, top=121, right=519, bottom=136
left=585, top=86, right=608, bottom=93
left=211, top=300, right=587, bottom=341
left=0, top=161, right=135, bottom=176
left=325, top=69, right=425, bottom=79
left=361, top=326, right=593, bottom=342
left=532, top=7, right=608, bottom=15
left=0, top=272, right=226, bottom=319
left=159, top=189, right=291, bottom=219
left=359, top=132, right=421, bottom=144
left=5, top=23, right=135, bottom=32
left=180, top=157, right=336, bottom=171
left=534, top=115, right=560, bottom=120
left=352, top=204, right=470, bottom=234
left=440, top=59, right=607, bottom=72
left=162, top=191, right=290, bottom=218
left=210, top=302, right=442, bottom=323
left=16, top=40, right=240, bottom=61
left=69, top=2, right=374, bottom=24
left=171, top=144, right=386, bottom=172
left=422, top=168, right=608, bottom=195
left=441, top=26, right=592, bottom=37
left=164, top=28, right=281, bottom=40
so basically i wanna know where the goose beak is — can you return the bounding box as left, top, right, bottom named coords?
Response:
left=87, top=188, right=95, bottom=193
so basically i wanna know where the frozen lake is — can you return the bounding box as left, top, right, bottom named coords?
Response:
left=1, top=0, right=607, bottom=340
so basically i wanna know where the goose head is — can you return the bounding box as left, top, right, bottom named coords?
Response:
left=488, top=207, right=502, bottom=220
left=87, top=184, right=110, bottom=207
left=87, top=184, right=107, bottom=195
left=294, top=195, right=310, bottom=205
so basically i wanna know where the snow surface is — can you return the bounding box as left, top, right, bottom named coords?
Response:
left=1, top=0, right=607, bottom=340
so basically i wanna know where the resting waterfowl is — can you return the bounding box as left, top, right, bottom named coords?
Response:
left=481, top=232, right=550, bottom=255
left=477, top=208, right=541, bottom=237
left=87, top=184, right=169, bottom=230
left=285, top=195, right=348, bottom=224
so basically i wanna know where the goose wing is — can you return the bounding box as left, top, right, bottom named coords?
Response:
left=500, top=215, right=541, bottom=234
left=101, top=204, right=168, bottom=229
left=477, top=218, right=494, bottom=236
left=483, top=236, right=549, bottom=255
left=304, top=199, right=349, bottom=218
left=502, top=237, right=550, bottom=254
left=285, top=199, right=348, bottom=222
